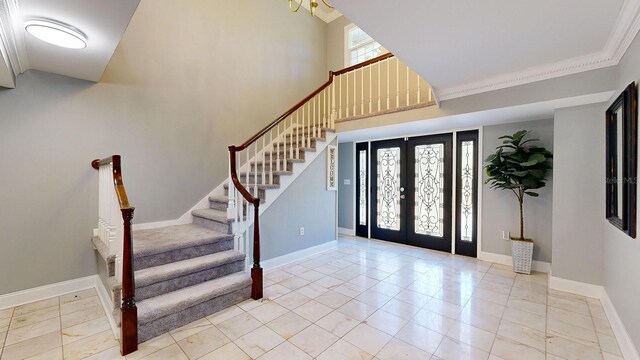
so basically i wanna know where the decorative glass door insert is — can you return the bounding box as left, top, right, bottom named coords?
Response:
left=414, top=144, right=445, bottom=237
left=376, top=147, right=401, bottom=231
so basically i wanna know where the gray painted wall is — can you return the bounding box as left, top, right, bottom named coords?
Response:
left=482, top=119, right=554, bottom=262
left=552, top=104, right=605, bottom=285
left=338, top=142, right=354, bottom=230
left=261, top=140, right=337, bottom=260
left=603, top=30, right=640, bottom=349
left=327, top=16, right=352, bottom=71
left=0, top=0, right=327, bottom=295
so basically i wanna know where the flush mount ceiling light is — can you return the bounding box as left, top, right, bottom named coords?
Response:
left=24, top=19, right=87, bottom=49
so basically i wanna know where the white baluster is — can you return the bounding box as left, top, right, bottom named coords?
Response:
left=262, top=137, right=266, bottom=186
left=406, top=63, right=410, bottom=106
left=301, top=107, right=306, bottom=155
left=338, top=75, right=342, bottom=120
left=293, top=112, right=298, bottom=160
left=227, top=153, right=235, bottom=219
left=246, top=148, right=249, bottom=196
left=323, top=88, right=327, bottom=129
left=269, top=131, right=273, bottom=185
left=417, top=74, right=421, bottom=104
left=346, top=73, right=349, bottom=118
left=361, top=67, right=364, bottom=115
left=255, top=143, right=259, bottom=198
left=313, top=97, right=317, bottom=139
left=378, top=62, right=381, bottom=112
left=387, top=59, right=390, bottom=110
left=369, top=65, right=372, bottom=114
left=396, top=58, right=400, bottom=108
left=276, top=124, right=281, bottom=172
left=353, top=70, right=356, bottom=116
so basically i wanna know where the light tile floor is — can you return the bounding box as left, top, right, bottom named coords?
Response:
left=0, top=236, right=626, bottom=359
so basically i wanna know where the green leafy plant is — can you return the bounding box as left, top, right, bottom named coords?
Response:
left=484, top=130, right=553, bottom=241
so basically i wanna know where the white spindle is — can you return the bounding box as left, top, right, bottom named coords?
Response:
left=255, top=143, right=259, bottom=198
left=262, top=137, right=266, bottom=185
left=378, top=62, right=381, bottom=112
left=306, top=103, right=311, bottom=148
left=396, top=58, right=400, bottom=108
left=339, top=75, right=342, bottom=120
left=417, top=74, right=421, bottom=104
left=313, top=97, right=317, bottom=139
left=276, top=124, right=281, bottom=172
left=346, top=73, right=349, bottom=118
left=406, top=63, right=410, bottom=106
left=294, top=113, right=298, bottom=159
left=387, top=59, right=390, bottom=110
left=353, top=71, right=356, bottom=116
left=369, top=65, right=372, bottom=114
left=360, top=67, right=364, bottom=115
left=269, top=131, right=273, bottom=185
left=332, top=79, right=337, bottom=128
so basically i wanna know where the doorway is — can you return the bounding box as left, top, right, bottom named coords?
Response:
left=356, top=130, right=479, bottom=256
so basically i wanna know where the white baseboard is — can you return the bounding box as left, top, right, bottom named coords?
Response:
left=478, top=251, right=551, bottom=273
left=95, top=277, right=118, bottom=339
left=548, top=275, right=639, bottom=360
left=548, top=275, right=604, bottom=299
left=0, top=275, right=97, bottom=310
left=262, top=240, right=338, bottom=270
left=338, top=227, right=355, bottom=236
left=601, top=291, right=640, bottom=360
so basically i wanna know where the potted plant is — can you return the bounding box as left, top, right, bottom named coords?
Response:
left=484, top=130, right=552, bottom=274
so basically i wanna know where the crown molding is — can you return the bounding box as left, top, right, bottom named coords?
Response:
left=0, top=0, right=29, bottom=84
left=437, top=0, right=640, bottom=101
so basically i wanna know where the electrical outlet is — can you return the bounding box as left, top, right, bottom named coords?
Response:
left=502, top=231, right=510, bottom=240
left=299, top=227, right=305, bottom=236
left=344, top=179, right=351, bottom=185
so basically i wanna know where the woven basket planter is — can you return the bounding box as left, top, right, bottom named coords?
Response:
left=511, top=238, right=534, bottom=274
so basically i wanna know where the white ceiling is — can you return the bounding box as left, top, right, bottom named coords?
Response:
left=0, top=0, right=139, bottom=87
left=331, top=0, right=638, bottom=100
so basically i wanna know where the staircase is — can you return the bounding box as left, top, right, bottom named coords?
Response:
left=91, top=127, right=334, bottom=344
left=91, top=52, right=434, bottom=355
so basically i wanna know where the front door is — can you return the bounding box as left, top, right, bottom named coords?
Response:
left=370, top=134, right=453, bottom=252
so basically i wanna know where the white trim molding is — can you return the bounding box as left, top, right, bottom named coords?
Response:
left=602, top=291, right=640, bottom=360
left=478, top=251, right=551, bottom=273
left=436, top=0, right=640, bottom=101
left=0, top=275, right=96, bottom=310
left=94, top=277, right=119, bottom=339
left=548, top=274, right=640, bottom=360
left=548, top=274, right=604, bottom=299
left=262, top=240, right=338, bottom=270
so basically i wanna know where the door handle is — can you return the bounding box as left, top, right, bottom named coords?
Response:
left=400, top=194, right=406, bottom=199
left=400, top=187, right=405, bottom=192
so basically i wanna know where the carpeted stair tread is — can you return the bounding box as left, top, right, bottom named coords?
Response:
left=191, top=208, right=231, bottom=223
left=208, top=195, right=229, bottom=204
left=135, top=250, right=245, bottom=287
left=133, top=224, right=232, bottom=258
left=137, top=272, right=252, bottom=325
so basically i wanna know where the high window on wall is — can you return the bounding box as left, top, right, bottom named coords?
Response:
left=345, top=24, right=384, bottom=66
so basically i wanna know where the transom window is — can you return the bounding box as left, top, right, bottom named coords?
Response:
left=346, top=25, right=383, bottom=66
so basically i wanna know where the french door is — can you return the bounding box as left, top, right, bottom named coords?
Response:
left=360, top=131, right=478, bottom=256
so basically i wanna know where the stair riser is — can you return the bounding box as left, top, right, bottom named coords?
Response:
left=264, top=153, right=305, bottom=161
left=136, top=260, right=245, bottom=301
left=138, top=285, right=251, bottom=343
left=193, top=216, right=232, bottom=233
left=134, top=238, right=234, bottom=271
left=285, top=132, right=326, bottom=140
left=209, top=199, right=228, bottom=211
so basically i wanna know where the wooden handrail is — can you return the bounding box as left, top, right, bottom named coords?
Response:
left=91, top=155, right=138, bottom=356
left=228, top=52, right=397, bottom=301
left=333, top=52, right=394, bottom=76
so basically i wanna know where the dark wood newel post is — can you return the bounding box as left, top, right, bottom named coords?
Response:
left=251, top=198, right=263, bottom=300
left=120, top=207, right=138, bottom=355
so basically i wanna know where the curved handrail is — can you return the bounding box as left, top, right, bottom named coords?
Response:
left=228, top=52, right=397, bottom=301
left=92, top=155, right=133, bottom=210
left=91, top=155, right=137, bottom=355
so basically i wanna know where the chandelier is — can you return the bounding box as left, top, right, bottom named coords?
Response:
left=289, top=0, right=334, bottom=16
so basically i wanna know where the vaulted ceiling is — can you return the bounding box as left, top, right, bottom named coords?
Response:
left=0, top=0, right=139, bottom=88
left=331, top=0, right=638, bottom=100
